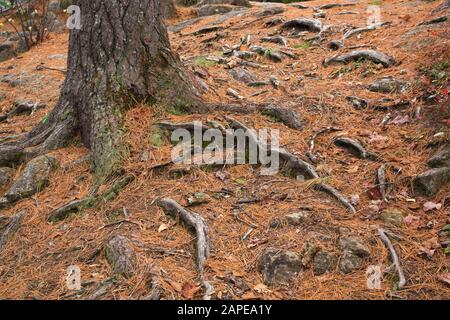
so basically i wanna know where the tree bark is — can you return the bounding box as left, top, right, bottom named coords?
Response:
left=163, top=0, right=177, bottom=18
left=0, top=0, right=203, bottom=179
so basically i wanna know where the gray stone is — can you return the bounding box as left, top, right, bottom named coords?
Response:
left=48, top=0, right=61, bottom=12
left=229, top=68, right=258, bottom=84
left=105, top=235, right=137, bottom=278
left=368, top=77, right=409, bottom=93
left=48, top=54, right=66, bottom=60
left=197, top=5, right=235, bottom=17
left=381, top=208, right=404, bottom=227
left=338, top=236, right=371, bottom=257
left=4, top=155, right=58, bottom=202
left=329, top=40, right=344, bottom=51
left=339, top=251, right=364, bottom=274
left=413, top=167, right=450, bottom=197
left=313, top=251, right=337, bottom=276
left=428, top=144, right=450, bottom=168
left=0, top=41, right=17, bottom=62
left=197, top=0, right=251, bottom=6
left=0, top=167, right=13, bottom=188
left=300, top=242, right=320, bottom=267
left=258, top=249, right=304, bottom=285
left=0, top=197, right=9, bottom=209
left=285, top=211, right=311, bottom=226
left=187, top=192, right=211, bottom=206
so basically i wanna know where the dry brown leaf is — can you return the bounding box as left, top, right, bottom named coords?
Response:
left=437, top=273, right=450, bottom=286
left=181, top=282, right=201, bottom=299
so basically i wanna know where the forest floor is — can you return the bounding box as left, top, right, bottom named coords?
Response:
left=0, top=0, right=449, bottom=300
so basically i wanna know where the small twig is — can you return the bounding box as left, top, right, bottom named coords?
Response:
left=379, top=228, right=406, bottom=289
left=97, top=219, right=140, bottom=231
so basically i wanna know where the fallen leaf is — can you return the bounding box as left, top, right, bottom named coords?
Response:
left=419, top=237, right=441, bottom=259
left=404, top=214, right=420, bottom=226
left=241, top=292, right=257, bottom=300
left=168, top=280, right=182, bottom=292
left=215, top=170, right=230, bottom=181
left=437, top=273, right=450, bottom=287
left=347, top=165, right=359, bottom=173
left=423, top=201, right=442, bottom=212
left=350, top=194, right=360, bottom=205
left=181, top=282, right=201, bottom=299
left=389, top=115, right=410, bottom=125
left=254, top=283, right=271, bottom=294
left=158, top=223, right=169, bottom=233
left=367, top=186, right=383, bottom=200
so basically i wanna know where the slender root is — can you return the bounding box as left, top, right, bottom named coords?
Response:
left=159, top=198, right=213, bottom=300
left=0, top=209, right=27, bottom=254
left=379, top=228, right=406, bottom=289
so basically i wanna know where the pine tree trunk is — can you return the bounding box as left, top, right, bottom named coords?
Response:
left=163, top=0, right=177, bottom=17
left=1, top=0, right=203, bottom=178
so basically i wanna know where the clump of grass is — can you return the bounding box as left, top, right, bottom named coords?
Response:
left=293, top=41, right=312, bottom=50
left=369, top=0, right=382, bottom=5
left=194, top=57, right=217, bottom=68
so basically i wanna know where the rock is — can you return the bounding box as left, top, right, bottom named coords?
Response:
left=0, top=41, right=17, bottom=62
left=229, top=68, right=258, bottom=84
left=44, top=12, right=65, bottom=32
left=0, top=167, right=13, bottom=188
left=346, top=96, right=368, bottom=109
left=254, top=6, right=285, bottom=18
left=313, top=251, right=337, bottom=276
left=187, top=192, right=211, bottom=206
left=339, top=251, right=364, bottom=274
left=269, top=218, right=283, bottom=229
left=381, top=208, right=404, bottom=227
left=338, top=233, right=370, bottom=273
left=105, top=235, right=137, bottom=278
left=48, top=54, right=66, bottom=60
left=428, top=144, right=450, bottom=168
left=300, top=242, right=320, bottom=267
left=48, top=0, right=61, bottom=12
left=197, top=0, right=251, bottom=6
left=413, top=167, right=450, bottom=197
left=368, top=77, right=409, bottom=93
left=328, top=40, right=344, bottom=51
left=338, top=236, right=371, bottom=258
left=0, top=197, right=9, bottom=209
left=261, top=35, right=288, bottom=46
left=282, top=18, right=323, bottom=33
left=258, top=249, right=304, bottom=285
left=4, top=155, right=58, bottom=202
left=196, top=4, right=235, bottom=17
left=285, top=211, right=311, bottom=226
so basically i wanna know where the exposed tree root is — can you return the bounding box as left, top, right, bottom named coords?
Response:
left=343, top=22, right=391, bottom=39
left=376, top=165, right=388, bottom=202
left=334, top=137, right=379, bottom=161
left=306, top=127, right=342, bottom=163
left=0, top=210, right=27, bottom=255
left=0, top=101, right=46, bottom=123
left=226, top=117, right=355, bottom=212
left=379, top=228, right=406, bottom=289
left=159, top=198, right=213, bottom=300
left=47, top=174, right=135, bottom=222
left=323, top=50, right=396, bottom=68
left=314, top=184, right=357, bottom=214
left=209, top=103, right=303, bottom=130
left=282, top=18, right=323, bottom=33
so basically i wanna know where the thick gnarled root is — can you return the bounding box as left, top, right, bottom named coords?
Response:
left=159, top=198, right=213, bottom=300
